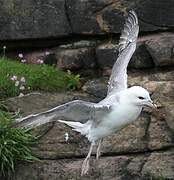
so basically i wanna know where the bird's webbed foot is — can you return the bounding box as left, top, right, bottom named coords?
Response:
left=81, top=142, right=94, bottom=176
left=96, top=139, right=102, bottom=160
left=81, top=156, right=90, bottom=176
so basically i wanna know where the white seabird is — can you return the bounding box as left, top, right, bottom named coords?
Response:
left=58, top=10, right=156, bottom=175
left=15, top=10, right=157, bottom=176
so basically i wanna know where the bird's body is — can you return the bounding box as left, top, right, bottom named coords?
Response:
left=93, top=104, right=140, bottom=138
left=58, top=11, right=156, bottom=175
left=60, top=86, right=147, bottom=143
left=87, top=103, right=141, bottom=142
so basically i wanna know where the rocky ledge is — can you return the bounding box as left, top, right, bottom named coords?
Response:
left=5, top=32, right=174, bottom=74
left=5, top=69, right=174, bottom=180
left=0, top=0, right=174, bottom=40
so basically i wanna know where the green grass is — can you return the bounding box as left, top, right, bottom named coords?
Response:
left=0, top=58, right=80, bottom=177
left=0, top=108, right=39, bottom=178
left=0, top=58, right=80, bottom=99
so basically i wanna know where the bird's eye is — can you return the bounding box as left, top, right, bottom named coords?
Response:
left=138, top=96, right=145, bottom=100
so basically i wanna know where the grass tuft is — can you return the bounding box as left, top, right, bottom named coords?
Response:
left=0, top=107, right=39, bottom=178
left=0, top=58, right=80, bottom=99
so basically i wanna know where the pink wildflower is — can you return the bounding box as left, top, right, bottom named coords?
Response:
left=21, top=59, right=27, bottom=63
left=15, top=81, right=20, bottom=87
left=20, top=77, right=26, bottom=83
left=18, top=93, right=24, bottom=97
left=19, top=86, right=25, bottom=90
left=11, top=75, right=17, bottom=81
left=45, top=51, right=50, bottom=55
left=37, top=59, right=44, bottom=64
left=18, top=53, right=23, bottom=58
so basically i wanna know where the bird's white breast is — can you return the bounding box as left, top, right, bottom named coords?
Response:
left=88, top=104, right=142, bottom=141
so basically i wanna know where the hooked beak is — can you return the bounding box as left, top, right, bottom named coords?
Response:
left=145, top=100, right=157, bottom=109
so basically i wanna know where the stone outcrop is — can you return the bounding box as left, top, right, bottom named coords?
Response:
left=0, top=0, right=174, bottom=40
left=9, top=32, right=174, bottom=72
left=0, top=0, right=71, bottom=40
left=13, top=150, right=174, bottom=180
left=56, top=47, right=96, bottom=70
left=145, top=34, right=174, bottom=67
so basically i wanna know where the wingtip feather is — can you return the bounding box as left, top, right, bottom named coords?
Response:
left=118, top=10, right=139, bottom=53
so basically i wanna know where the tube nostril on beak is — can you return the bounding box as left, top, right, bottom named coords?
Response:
left=146, top=100, right=157, bottom=109
left=153, top=103, right=157, bottom=109
left=150, top=100, right=157, bottom=109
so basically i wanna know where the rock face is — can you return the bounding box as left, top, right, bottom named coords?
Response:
left=5, top=92, right=100, bottom=116
left=14, top=151, right=174, bottom=180
left=0, top=0, right=71, bottom=40
left=136, top=0, right=174, bottom=28
left=9, top=32, right=173, bottom=71
left=56, top=47, right=96, bottom=70
left=96, top=43, right=118, bottom=69
left=7, top=69, right=174, bottom=180
left=145, top=33, right=174, bottom=67
left=0, top=0, right=174, bottom=40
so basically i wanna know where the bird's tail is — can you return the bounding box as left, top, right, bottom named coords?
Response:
left=58, top=120, right=91, bottom=136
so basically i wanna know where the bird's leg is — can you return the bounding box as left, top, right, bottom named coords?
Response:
left=81, top=142, right=94, bottom=176
left=96, top=139, right=102, bottom=160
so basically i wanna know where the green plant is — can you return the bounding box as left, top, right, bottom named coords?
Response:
left=0, top=110, right=38, bottom=178
left=0, top=58, right=80, bottom=99
left=65, top=70, right=81, bottom=90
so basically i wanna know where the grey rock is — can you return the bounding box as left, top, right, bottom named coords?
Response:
left=136, top=0, right=174, bottom=28
left=145, top=33, right=174, bottom=67
left=44, top=54, right=57, bottom=66
left=96, top=43, right=118, bottom=69
left=66, top=0, right=174, bottom=35
left=66, top=0, right=106, bottom=34
left=128, top=69, right=174, bottom=85
left=96, top=41, right=154, bottom=70
left=14, top=156, right=131, bottom=180
left=130, top=42, right=154, bottom=69
left=0, top=0, right=71, bottom=40
left=82, top=78, right=108, bottom=99
left=137, top=19, right=163, bottom=32
left=0, top=0, right=174, bottom=41
left=58, top=40, right=99, bottom=49
left=56, top=47, right=96, bottom=70
left=59, top=40, right=100, bottom=49
left=142, top=150, right=174, bottom=179
left=14, top=150, right=174, bottom=180
left=24, top=51, right=56, bottom=65
left=96, top=4, right=125, bottom=33
left=5, top=92, right=99, bottom=116
left=148, top=116, right=173, bottom=150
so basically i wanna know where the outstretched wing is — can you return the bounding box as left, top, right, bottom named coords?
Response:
left=14, top=100, right=94, bottom=128
left=107, top=10, right=139, bottom=95
left=14, top=100, right=111, bottom=129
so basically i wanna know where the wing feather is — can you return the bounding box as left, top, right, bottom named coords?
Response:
left=107, top=10, right=139, bottom=95
left=14, top=100, right=112, bottom=129
left=14, top=100, right=95, bottom=128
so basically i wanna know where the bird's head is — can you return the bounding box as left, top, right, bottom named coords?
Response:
left=122, top=86, right=157, bottom=108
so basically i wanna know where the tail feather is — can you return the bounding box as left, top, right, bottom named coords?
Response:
left=58, top=120, right=83, bottom=132
left=58, top=120, right=90, bottom=135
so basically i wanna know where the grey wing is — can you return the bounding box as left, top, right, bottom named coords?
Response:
left=14, top=100, right=96, bottom=128
left=107, top=10, right=139, bottom=95
left=14, top=100, right=112, bottom=129
left=91, top=104, right=112, bottom=127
